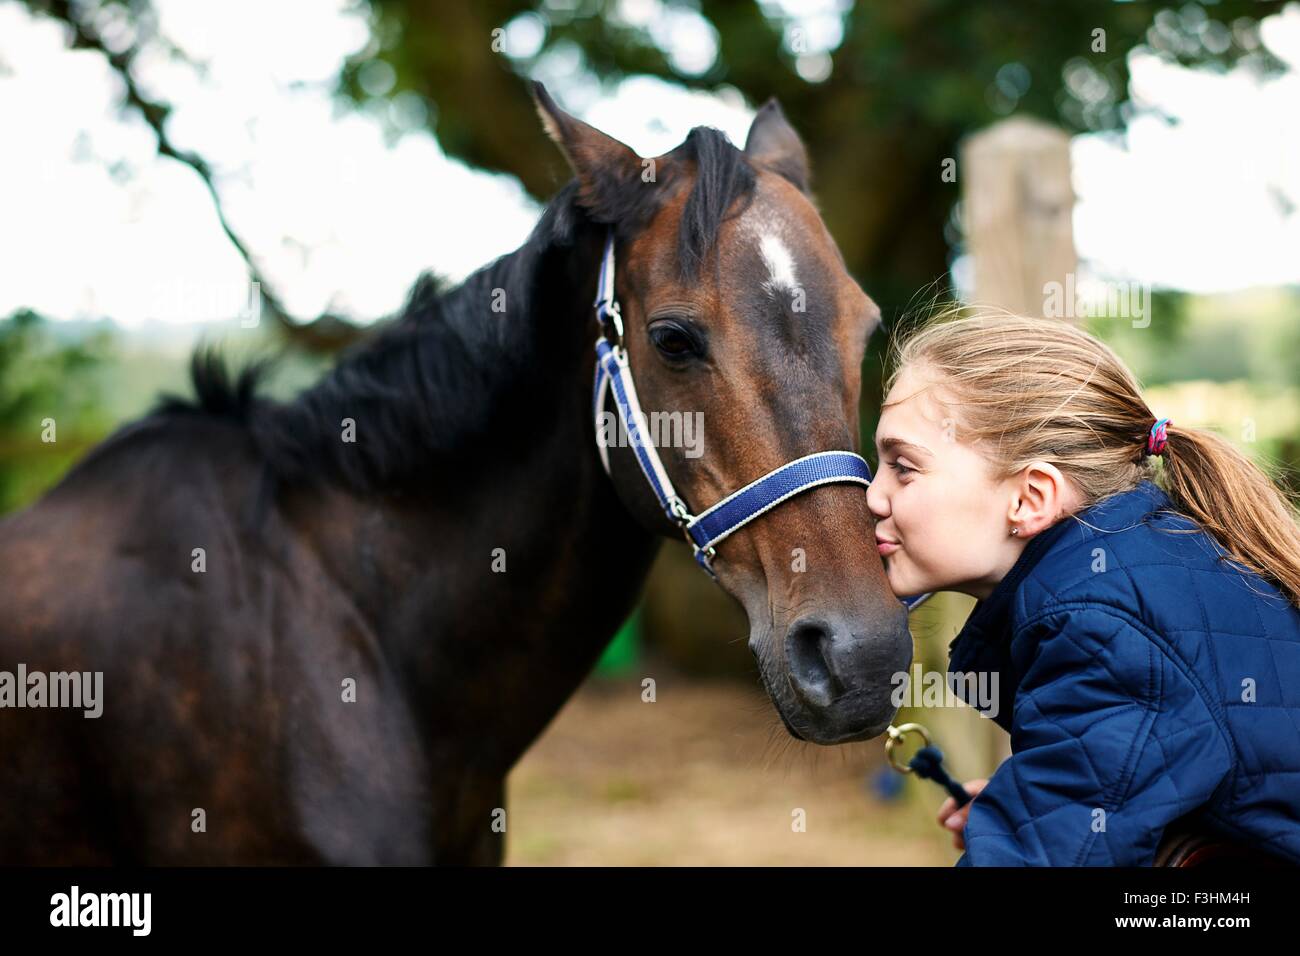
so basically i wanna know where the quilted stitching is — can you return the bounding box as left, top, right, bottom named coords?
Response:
left=949, top=480, right=1300, bottom=866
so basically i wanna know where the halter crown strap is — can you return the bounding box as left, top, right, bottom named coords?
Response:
left=589, top=227, right=931, bottom=609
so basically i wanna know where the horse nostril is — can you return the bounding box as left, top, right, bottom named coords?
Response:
left=784, top=618, right=840, bottom=708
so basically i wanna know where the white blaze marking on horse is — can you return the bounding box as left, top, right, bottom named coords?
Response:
left=758, top=231, right=799, bottom=294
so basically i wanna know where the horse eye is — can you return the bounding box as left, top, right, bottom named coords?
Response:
left=649, top=323, right=698, bottom=359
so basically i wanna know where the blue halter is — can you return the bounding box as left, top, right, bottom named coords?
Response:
left=590, top=229, right=928, bottom=610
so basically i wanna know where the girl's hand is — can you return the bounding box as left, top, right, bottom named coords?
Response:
left=937, top=778, right=989, bottom=851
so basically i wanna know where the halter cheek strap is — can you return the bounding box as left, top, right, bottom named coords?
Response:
left=590, top=228, right=929, bottom=610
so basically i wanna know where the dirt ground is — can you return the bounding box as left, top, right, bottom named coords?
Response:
left=506, top=670, right=960, bottom=866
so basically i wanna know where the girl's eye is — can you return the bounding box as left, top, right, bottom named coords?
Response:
left=889, top=461, right=915, bottom=478
left=649, top=323, right=699, bottom=359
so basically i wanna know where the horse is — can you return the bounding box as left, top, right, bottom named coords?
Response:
left=0, top=82, right=911, bottom=864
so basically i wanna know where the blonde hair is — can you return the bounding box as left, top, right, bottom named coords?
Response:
left=885, top=310, right=1300, bottom=607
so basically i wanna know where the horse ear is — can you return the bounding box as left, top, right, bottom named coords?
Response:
left=531, top=81, right=644, bottom=221
left=744, top=98, right=811, bottom=195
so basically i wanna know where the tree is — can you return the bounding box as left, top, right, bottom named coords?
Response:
left=341, top=0, right=1288, bottom=318
left=20, top=0, right=1290, bottom=341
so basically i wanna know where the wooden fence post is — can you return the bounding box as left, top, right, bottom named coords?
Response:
left=961, top=116, right=1078, bottom=321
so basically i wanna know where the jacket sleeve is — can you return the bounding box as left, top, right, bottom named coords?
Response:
left=955, top=605, right=1233, bottom=866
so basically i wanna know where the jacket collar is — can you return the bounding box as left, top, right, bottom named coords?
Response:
left=952, top=479, right=1173, bottom=650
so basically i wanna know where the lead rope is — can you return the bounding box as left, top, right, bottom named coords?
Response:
left=884, top=722, right=971, bottom=808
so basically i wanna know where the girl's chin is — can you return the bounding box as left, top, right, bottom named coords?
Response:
left=884, top=559, right=927, bottom=601
left=883, top=560, right=910, bottom=598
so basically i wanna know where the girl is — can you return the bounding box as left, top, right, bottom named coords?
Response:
left=867, top=312, right=1300, bottom=866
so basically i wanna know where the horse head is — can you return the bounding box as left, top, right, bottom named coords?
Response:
left=534, top=84, right=913, bottom=744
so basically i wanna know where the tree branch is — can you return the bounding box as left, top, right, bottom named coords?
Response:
left=26, top=0, right=364, bottom=352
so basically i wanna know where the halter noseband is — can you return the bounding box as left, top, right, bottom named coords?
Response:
left=589, top=227, right=883, bottom=583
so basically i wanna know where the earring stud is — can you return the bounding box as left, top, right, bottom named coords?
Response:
left=1010, top=527, right=1020, bottom=537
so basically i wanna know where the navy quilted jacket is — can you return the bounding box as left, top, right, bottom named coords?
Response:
left=948, top=479, right=1300, bottom=866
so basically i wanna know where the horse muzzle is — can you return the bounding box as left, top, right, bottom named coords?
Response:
left=752, top=607, right=914, bottom=744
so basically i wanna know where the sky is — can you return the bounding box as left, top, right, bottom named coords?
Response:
left=0, top=0, right=1297, bottom=330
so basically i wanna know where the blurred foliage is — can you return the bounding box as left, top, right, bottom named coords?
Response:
left=19, top=0, right=1290, bottom=338
left=338, top=0, right=1289, bottom=326
left=0, top=309, right=115, bottom=511
left=1087, top=287, right=1299, bottom=387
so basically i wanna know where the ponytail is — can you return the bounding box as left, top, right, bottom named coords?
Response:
left=1160, top=426, right=1300, bottom=608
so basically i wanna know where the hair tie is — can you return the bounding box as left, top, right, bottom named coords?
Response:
left=1146, top=417, right=1171, bottom=456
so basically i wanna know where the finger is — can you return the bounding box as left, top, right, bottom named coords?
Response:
left=936, top=798, right=955, bottom=822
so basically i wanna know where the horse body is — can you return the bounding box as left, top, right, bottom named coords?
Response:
left=0, top=221, right=658, bottom=863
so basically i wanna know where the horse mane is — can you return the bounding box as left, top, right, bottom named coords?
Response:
left=151, top=126, right=757, bottom=495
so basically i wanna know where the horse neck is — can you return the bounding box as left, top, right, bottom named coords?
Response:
left=285, top=218, right=661, bottom=770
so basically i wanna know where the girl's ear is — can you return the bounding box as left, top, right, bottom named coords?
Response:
left=531, top=81, right=646, bottom=222
left=1010, top=462, right=1078, bottom=536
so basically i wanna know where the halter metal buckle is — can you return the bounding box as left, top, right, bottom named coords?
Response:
left=603, top=300, right=624, bottom=351
left=668, top=495, right=715, bottom=567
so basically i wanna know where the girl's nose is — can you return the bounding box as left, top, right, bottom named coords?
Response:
left=866, top=474, right=889, bottom=520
